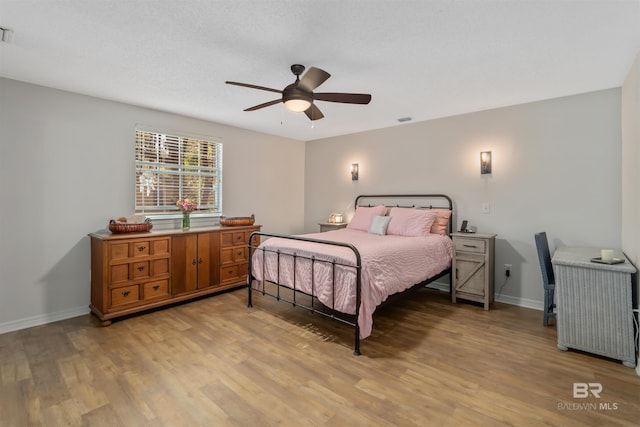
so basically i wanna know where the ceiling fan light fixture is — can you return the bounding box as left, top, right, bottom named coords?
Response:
left=284, top=98, right=311, bottom=112
left=226, top=64, right=371, bottom=120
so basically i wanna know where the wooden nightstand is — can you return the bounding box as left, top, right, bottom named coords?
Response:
left=451, top=232, right=496, bottom=310
left=318, top=222, right=348, bottom=232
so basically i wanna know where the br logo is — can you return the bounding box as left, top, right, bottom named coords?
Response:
left=573, top=383, right=603, bottom=398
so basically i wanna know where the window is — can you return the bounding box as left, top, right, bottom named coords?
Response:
left=135, top=128, right=222, bottom=214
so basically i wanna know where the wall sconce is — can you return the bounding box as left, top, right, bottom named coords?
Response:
left=480, top=151, right=492, bottom=175
left=351, top=163, right=359, bottom=181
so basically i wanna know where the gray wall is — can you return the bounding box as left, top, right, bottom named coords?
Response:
left=0, top=77, right=305, bottom=332
left=304, top=89, right=623, bottom=308
left=0, top=76, right=629, bottom=332
left=621, top=52, right=640, bottom=372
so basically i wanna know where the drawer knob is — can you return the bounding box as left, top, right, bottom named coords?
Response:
left=137, top=245, right=146, bottom=251
left=198, top=258, right=203, bottom=264
left=463, top=244, right=478, bottom=248
left=137, top=266, right=145, bottom=271
left=153, top=285, right=160, bottom=290
left=192, top=259, right=197, bottom=265
left=122, top=290, right=131, bottom=297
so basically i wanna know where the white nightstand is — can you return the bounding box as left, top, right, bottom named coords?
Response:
left=451, top=232, right=496, bottom=310
left=318, top=222, right=348, bottom=232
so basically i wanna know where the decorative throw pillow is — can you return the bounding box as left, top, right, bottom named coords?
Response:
left=346, top=205, right=387, bottom=231
left=430, top=209, right=452, bottom=236
left=368, top=215, right=391, bottom=236
left=386, top=207, right=437, bottom=237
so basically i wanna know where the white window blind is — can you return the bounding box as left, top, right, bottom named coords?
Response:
left=135, top=129, right=222, bottom=214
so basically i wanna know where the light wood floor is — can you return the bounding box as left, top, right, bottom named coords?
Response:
left=1, top=287, right=638, bottom=426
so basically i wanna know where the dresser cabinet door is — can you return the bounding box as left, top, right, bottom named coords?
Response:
left=171, top=232, right=220, bottom=295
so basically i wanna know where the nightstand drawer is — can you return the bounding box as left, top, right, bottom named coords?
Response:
left=455, top=238, right=486, bottom=254
left=319, top=222, right=348, bottom=232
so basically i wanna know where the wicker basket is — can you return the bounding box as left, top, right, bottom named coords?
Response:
left=219, top=214, right=255, bottom=226
left=109, top=219, right=153, bottom=233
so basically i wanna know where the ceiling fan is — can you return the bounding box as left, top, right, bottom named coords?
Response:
left=225, top=64, right=372, bottom=121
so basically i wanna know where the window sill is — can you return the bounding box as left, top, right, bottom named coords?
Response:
left=141, top=212, right=223, bottom=231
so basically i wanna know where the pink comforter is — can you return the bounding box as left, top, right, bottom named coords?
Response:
left=250, top=229, right=453, bottom=338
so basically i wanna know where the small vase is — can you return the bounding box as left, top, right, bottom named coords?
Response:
left=182, top=212, right=190, bottom=230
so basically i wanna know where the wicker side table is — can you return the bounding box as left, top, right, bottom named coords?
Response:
left=552, top=247, right=637, bottom=367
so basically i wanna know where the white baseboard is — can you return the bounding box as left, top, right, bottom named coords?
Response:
left=494, top=293, right=543, bottom=311
left=427, top=280, right=544, bottom=311
left=0, top=305, right=90, bottom=335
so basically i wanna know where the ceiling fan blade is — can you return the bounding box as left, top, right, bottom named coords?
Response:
left=298, top=67, right=331, bottom=92
left=225, top=81, right=282, bottom=94
left=244, top=99, right=282, bottom=111
left=314, top=92, right=372, bottom=104
left=304, top=104, right=324, bottom=121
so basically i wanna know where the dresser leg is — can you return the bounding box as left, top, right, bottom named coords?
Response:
left=557, top=344, right=568, bottom=351
left=100, top=319, right=112, bottom=327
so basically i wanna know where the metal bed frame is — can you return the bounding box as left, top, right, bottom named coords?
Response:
left=247, top=194, right=454, bottom=355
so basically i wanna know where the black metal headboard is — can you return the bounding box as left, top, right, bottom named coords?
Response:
left=354, top=194, right=454, bottom=235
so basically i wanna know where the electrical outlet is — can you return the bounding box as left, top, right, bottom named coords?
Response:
left=505, top=264, right=512, bottom=277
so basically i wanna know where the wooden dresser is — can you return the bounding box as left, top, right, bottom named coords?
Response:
left=89, top=225, right=260, bottom=325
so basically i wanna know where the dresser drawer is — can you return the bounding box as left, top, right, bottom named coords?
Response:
left=131, top=261, right=149, bottom=279
left=455, top=238, right=486, bottom=254
left=221, top=231, right=248, bottom=247
left=143, top=279, right=170, bottom=300
left=111, top=284, right=140, bottom=307
left=221, top=265, right=239, bottom=282
left=238, top=262, right=248, bottom=278
left=150, top=258, right=170, bottom=276
left=110, top=264, right=130, bottom=284
left=220, top=247, right=247, bottom=265
left=151, top=238, right=170, bottom=256
left=130, top=240, right=151, bottom=257
left=109, top=242, right=130, bottom=260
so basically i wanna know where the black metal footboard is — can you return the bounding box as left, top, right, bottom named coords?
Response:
left=247, top=232, right=363, bottom=355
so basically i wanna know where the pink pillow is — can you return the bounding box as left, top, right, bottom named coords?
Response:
left=430, top=209, right=452, bottom=235
left=386, top=208, right=437, bottom=237
left=347, top=205, right=387, bottom=231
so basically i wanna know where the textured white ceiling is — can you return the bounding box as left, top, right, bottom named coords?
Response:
left=1, top=0, right=639, bottom=141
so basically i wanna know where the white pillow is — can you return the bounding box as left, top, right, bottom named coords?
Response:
left=368, top=215, right=391, bottom=235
